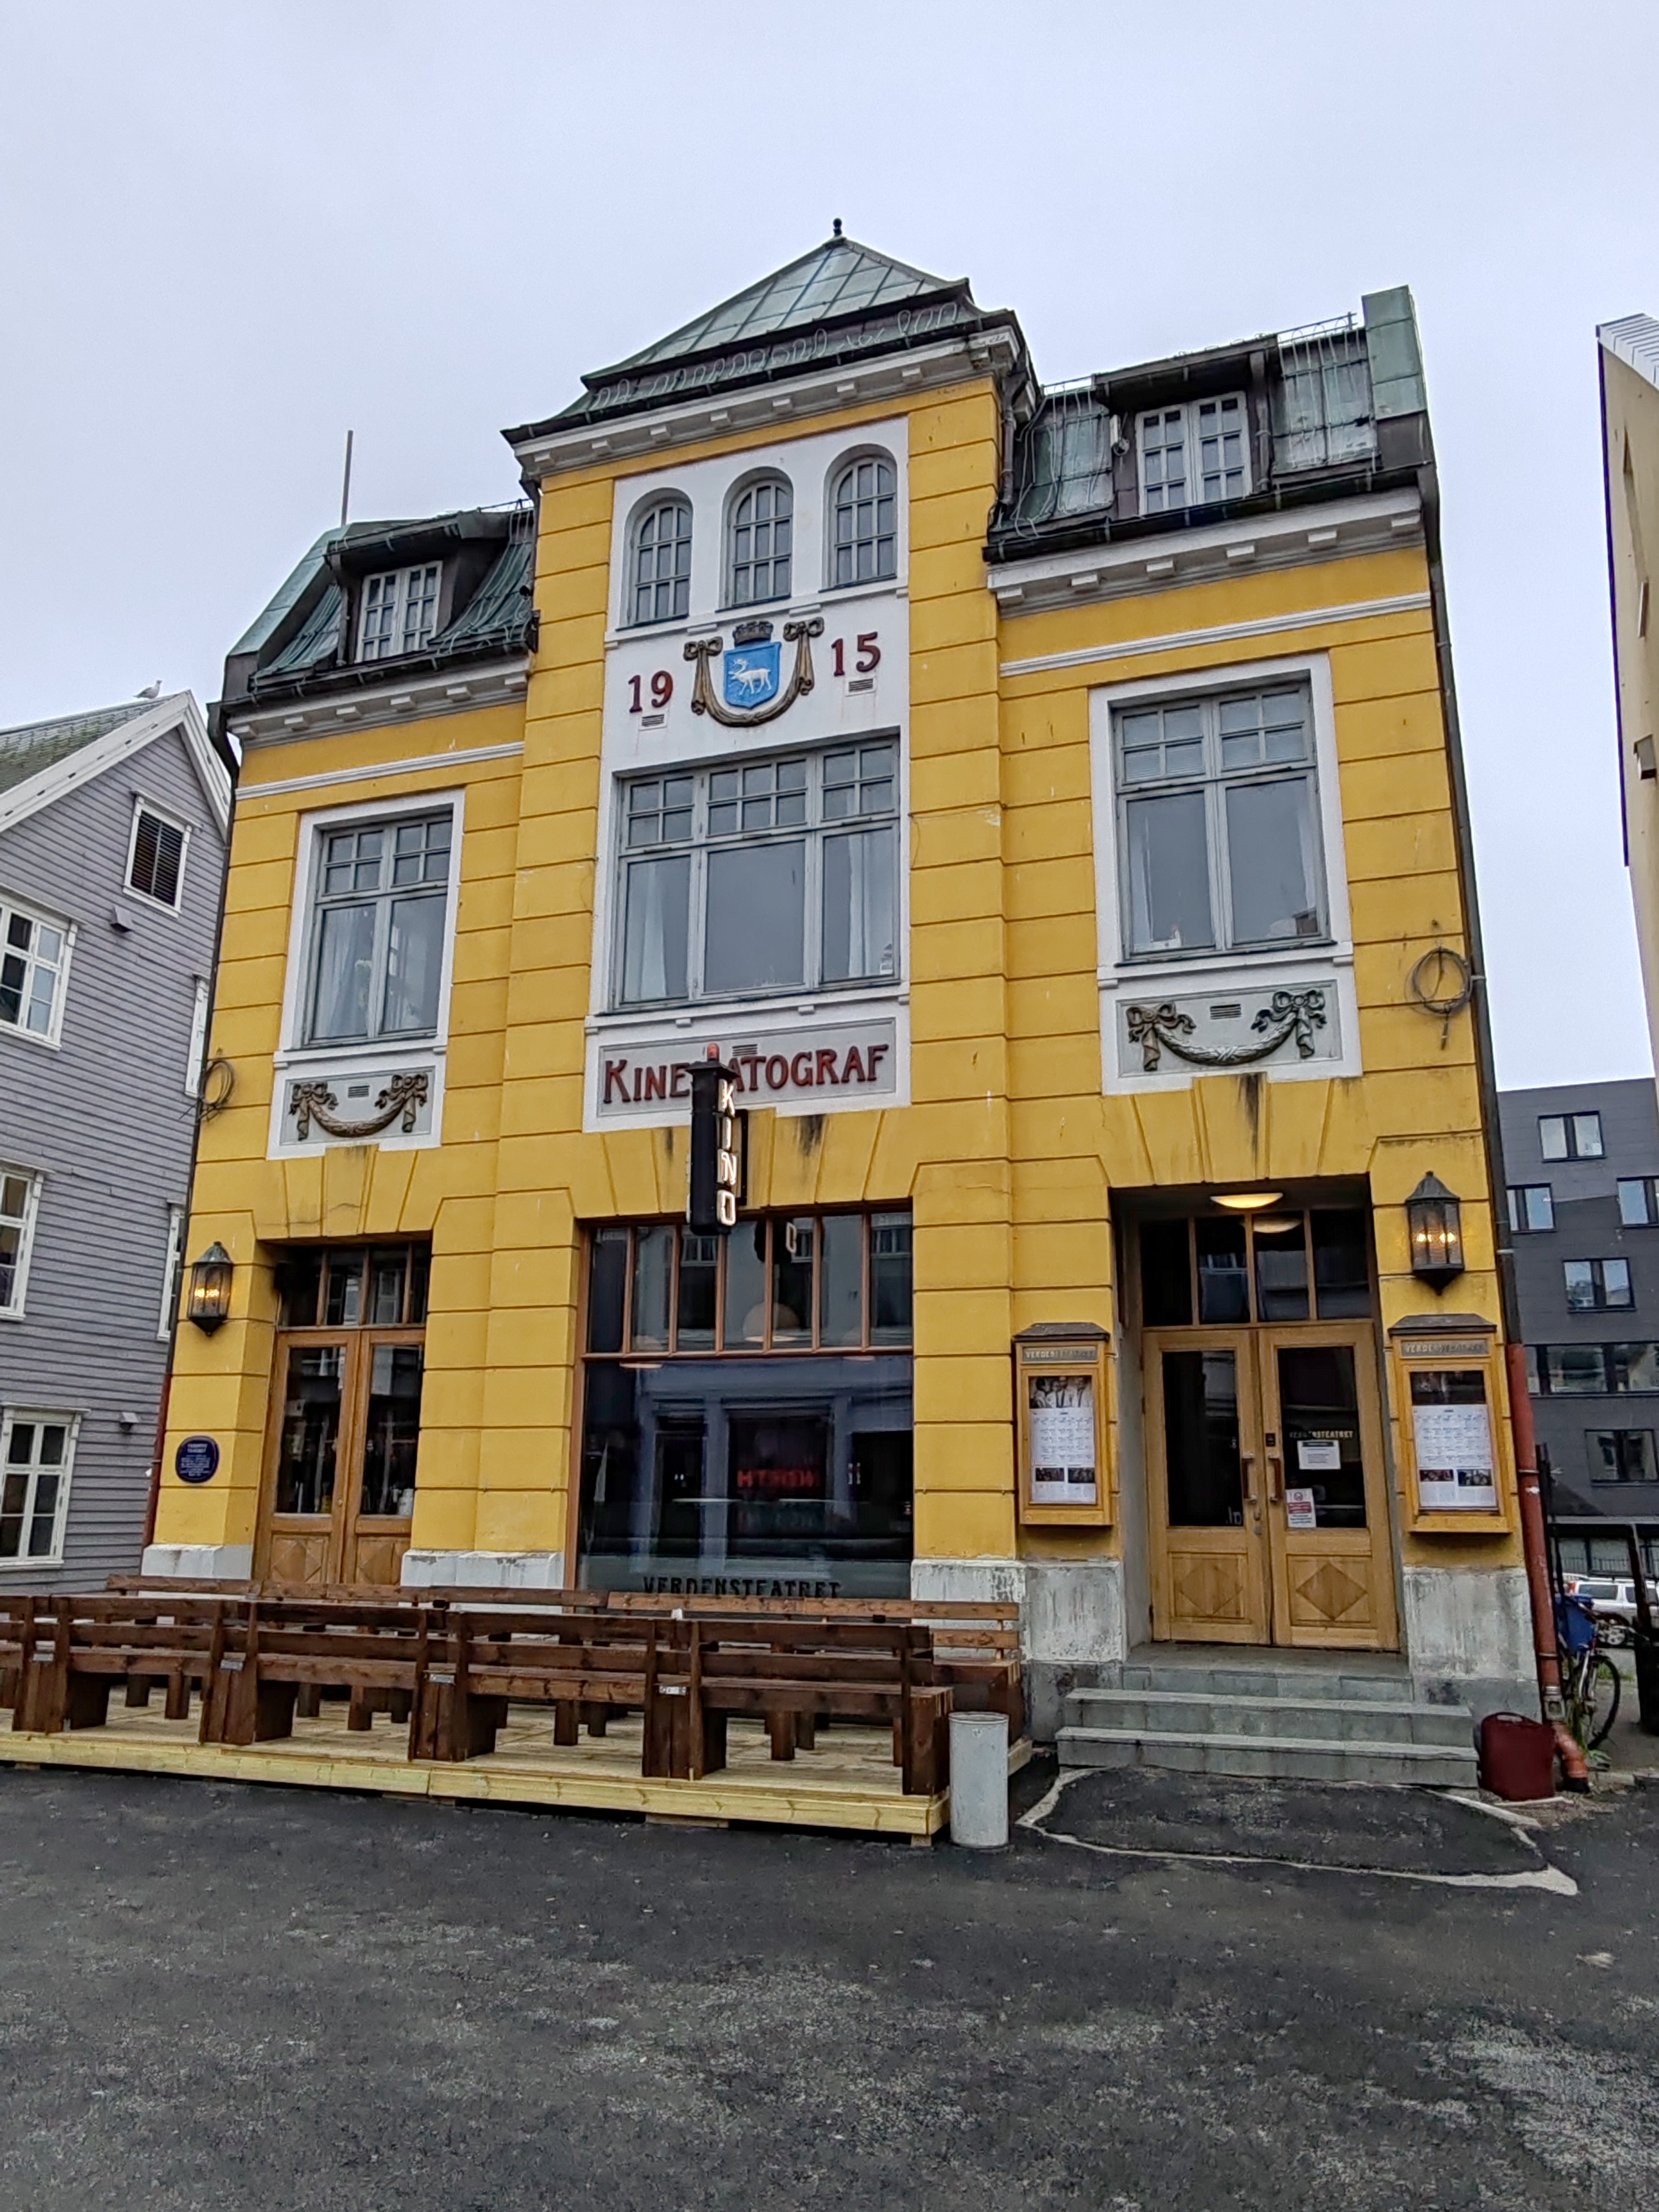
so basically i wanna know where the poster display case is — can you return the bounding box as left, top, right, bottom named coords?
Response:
left=1014, top=1322, right=1112, bottom=1528
left=1386, top=1314, right=1515, bottom=1533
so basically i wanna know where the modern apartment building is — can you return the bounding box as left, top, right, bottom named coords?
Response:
left=153, top=235, right=1537, bottom=1722
left=1501, top=1077, right=1659, bottom=1570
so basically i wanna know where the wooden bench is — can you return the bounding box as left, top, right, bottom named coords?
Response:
left=1, top=1594, right=229, bottom=1733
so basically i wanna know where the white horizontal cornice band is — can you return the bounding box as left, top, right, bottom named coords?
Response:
left=988, top=489, right=1423, bottom=619
left=511, top=331, right=1016, bottom=478
left=225, top=657, right=529, bottom=749
left=241, top=739, right=524, bottom=802
left=1000, top=591, right=1432, bottom=681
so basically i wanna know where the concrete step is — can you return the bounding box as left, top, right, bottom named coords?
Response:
left=1064, top=1688, right=1473, bottom=1750
left=1114, top=1662, right=1410, bottom=1704
left=1054, top=1724, right=1478, bottom=1787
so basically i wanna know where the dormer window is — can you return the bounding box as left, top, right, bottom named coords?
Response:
left=358, top=564, right=442, bottom=662
left=1138, top=395, right=1249, bottom=515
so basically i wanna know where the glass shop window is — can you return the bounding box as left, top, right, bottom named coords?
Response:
left=587, top=1211, right=912, bottom=1357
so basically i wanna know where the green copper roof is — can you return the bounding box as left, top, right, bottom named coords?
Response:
left=599, top=234, right=954, bottom=376
left=0, top=700, right=152, bottom=797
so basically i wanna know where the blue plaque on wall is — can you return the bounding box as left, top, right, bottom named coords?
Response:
left=174, top=1436, right=220, bottom=1485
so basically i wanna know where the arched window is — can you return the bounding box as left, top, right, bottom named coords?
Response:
left=830, top=455, right=897, bottom=588
left=632, top=497, right=692, bottom=625
left=727, top=476, right=792, bottom=606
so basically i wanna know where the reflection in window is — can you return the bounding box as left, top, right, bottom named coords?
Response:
left=275, top=1348, right=345, bottom=1514
left=359, top=1344, right=424, bottom=1516
left=307, top=813, right=451, bottom=1046
left=614, top=747, right=899, bottom=1009
left=1117, top=688, right=1323, bottom=959
left=1587, top=1429, right=1657, bottom=1484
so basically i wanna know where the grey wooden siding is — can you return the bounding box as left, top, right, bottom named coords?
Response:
left=0, top=721, right=226, bottom=1589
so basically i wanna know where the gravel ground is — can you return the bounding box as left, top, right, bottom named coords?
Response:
left=0, top=1757, right=1655, bottom=2210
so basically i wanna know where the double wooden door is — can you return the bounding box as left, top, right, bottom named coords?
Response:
left=259, top=1329, right=425, bottom=1587
left=1145, top=1322, right=1398, bottom=1650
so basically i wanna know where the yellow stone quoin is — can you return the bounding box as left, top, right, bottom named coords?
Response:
left=157, top=239, right=1532, bottom=1719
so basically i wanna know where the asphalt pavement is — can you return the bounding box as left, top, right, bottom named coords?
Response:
left=0, top=1756, right=1655, bottom=2211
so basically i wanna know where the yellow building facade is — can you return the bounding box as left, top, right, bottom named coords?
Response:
left=155, top=239, right=1535, bottom=1725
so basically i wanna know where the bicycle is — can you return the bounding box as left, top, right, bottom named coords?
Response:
left=1557, top=1592, right=1621, bottom=1752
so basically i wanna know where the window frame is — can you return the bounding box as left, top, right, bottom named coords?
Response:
left=724, top=472, right=794, bottom=609
left=584, top=1210, right=914, bottom=1360
left=1539, top=1110, right=1605, bottom=1162
left=1618, top=1177, right=1657, bottom=1227
left=185, top=976, right=210, bottom=1097
left=1508, top=1183, right=1556, bottom=1234
left=124, top=795, right=191, bottom=915
left=609, top=738, right=902, bottom=1013
left=0, top=1165, right=43, bottom=1321
left=276, top=787, right=466, bottom=1064
left=0, top=1407, right=79, bottom=1569
left=356, top=562, right=444, bottom=664
left=826, top=450, right=899, bottom=592
left=1564, top=1257, right=1635, bottom=1312
left=627, top=494, right=695, bottom=629
left=1137, top=393, right=1252, bottom=517
left=157, top=1203, right=185, bottom=1341
left=1110, top=680, right=1331, bottom=963
left=1586, top=1428, right=1657, bottom=1484
left=0, top=888, right=75, bottom=1051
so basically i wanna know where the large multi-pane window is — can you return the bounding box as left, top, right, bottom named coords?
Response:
left=728, top=477, right=792, bottom=606
left=1115, top=686, right=1326, bottom=959
left=305, top=811, right=452, bottom=1045
left=357, top=564, right=442, bottom=662
left=1140, top=1208, right=1372, bottom=1328
left=0, top=895, right=68, bottom=1043
left=580, top=1211, right=914, bottom=1596
left=615, top=742, right=898, bottom=1006
left=631, top=497, right=693, bottom=625
left=0, top=1168, right=41, bottom=1317
left=0, top=1412, right=76, bottom=1564
left=831, top=456, right=897, bottom=587
left=1139, top=394, right=1249, bottom=514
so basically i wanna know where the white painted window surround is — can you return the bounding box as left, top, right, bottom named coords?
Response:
left=0, top=890, right=74, bottom=1048
left=125, top=796, right=190, bottom=913
left=268, top=786, right=466, bottom=1159
left=158, top=1204, right=185, bottom=1340
left=0, top=1166, right=41, bottom=1319
left=1090, top=651, right=1360, bottom=1094
left=0, top=1408, right=77, bottom=1567
left=358, top=564, right=442, bottom=662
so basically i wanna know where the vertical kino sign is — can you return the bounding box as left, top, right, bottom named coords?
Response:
left=593, top=1017, right=899, bottom=1120
left=688, top=1059, right=742, bottom=1231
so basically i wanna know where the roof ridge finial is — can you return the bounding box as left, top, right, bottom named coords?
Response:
left=832, top=217, right=843, bottom=238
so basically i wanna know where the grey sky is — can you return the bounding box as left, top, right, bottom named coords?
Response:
left=2, top=1, right=1655, bottom=1087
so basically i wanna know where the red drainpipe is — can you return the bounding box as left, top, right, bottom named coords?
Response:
left=1506, top=1340, right=1589, bottom=1788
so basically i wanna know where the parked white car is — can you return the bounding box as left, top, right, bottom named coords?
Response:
left=1566, top=1575, right=1641, bottom=1645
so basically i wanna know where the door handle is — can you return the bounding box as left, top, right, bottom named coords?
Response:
left=1240, top=1452, right=1260, bottom=1522
left=1267, top=1453, right=1284, bottom=1507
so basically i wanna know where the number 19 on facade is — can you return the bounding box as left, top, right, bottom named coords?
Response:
left=688, top=1058, right=743, bottom=1232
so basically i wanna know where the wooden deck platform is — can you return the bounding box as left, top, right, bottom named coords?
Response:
left=0, top=1699, right=1030, bottom=1839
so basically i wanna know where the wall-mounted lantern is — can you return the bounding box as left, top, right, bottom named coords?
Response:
left=186, top=1242, right=234, bottom=1334
left=1406, top=1174, right=1464, bottom=1291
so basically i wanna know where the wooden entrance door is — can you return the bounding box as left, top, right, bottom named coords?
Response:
left=260, top=1329, right=424, bottom=1587
left=1146, top=1323, right=1397, bottom=1650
